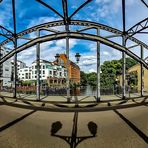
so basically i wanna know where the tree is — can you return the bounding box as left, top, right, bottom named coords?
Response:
left=100, top=58, right=137, bottom=88
left=87, top=72, right=97, bottom=88
left=80, top=57, right=137, bottom=88
left=80, top=71, right=88, bottom=86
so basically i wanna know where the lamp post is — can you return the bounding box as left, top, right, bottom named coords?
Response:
left=75, top=53, right=81, bottom=63
left=55, top=53, right=60, bottom=64
left=73, top=53, right=81, bottom=102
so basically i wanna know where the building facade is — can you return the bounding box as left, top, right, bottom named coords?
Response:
left=118, top=64, right=148, bottom=93
left=128, top=64, right=148, bottom=92
left=11, top=60, right=26, bottom=72
left=58, top=54, right=80, bottom=84
left=18, top=67, right=32, bottom=81
left=0, top=49, right=12, bottom=87
left=18, top=59, right=67, bottom=87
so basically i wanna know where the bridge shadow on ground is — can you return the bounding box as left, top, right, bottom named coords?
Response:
left=0, top=110, right=36, bottom=132
left=50, top=112, right=97, bottom=148
left=114, top=109, right=148, bottom=144
left=0, top=101, right=147, bottom=145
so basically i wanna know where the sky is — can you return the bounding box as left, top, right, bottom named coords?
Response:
left=0, top=0, right=148, bottom=73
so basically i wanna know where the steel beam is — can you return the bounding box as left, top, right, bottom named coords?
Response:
left=36, top=30, right=40, bottom=101
left=122, top=0, right=126, bottom=34
left=141, top=0, right=148, bottom=7
left=122, top=0, right=126, bottom=99
left=13, top=39, right=17, bottom=98
left=0, top=25, right=14, bottom=41
left=36, top=0, right=64, bottom=18
left=12, top=0, right=17, bottom=98
left=140, top=45, right=144, bottom=96
left=0, top=20, right=147, bottom=50
left=104, top=34, right=121, bottom=39
left=62, top=0, right=69, bottom=24
left=0, top=32, right=148, bottom=69
left=39, top=28, right=61, bottom=33
left=127, top=44, right=139, bottom=50
left=122, top=36, right=126, bottom=99
left=18, top=37, right=33, bottom=41
left=76, top=26, right=97, bottom=33
left=96, top=28, right=100, bottom=102
left=127, top=18, right=148, bottom=37
left=69, top=0, right=93, bottom=19
left=65, top=26, right=70, bottom=102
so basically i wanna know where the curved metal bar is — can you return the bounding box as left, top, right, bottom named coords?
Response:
left=0, top=25, right=14, bottom=41
left=0, top=32, right=147, bottom=69
left=127, top=17, right=148, bottom=37
left=141, top=0, right=148, bottom=7
left=36, top=0, right=64, bottom=19
left=69, top=0, right=93, bottom=19
left=0, top=20, right=147, bottom=49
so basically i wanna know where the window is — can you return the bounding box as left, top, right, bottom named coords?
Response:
left=43, top=65, right=45, bottom=69
left=43, top=70, right=45, bottom=74
left=5, top=68, right=9, bottom=71
left=53, top=71, right=56, bottom=76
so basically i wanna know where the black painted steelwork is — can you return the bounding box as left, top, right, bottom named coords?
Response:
left=0, top=0, right=147, bottom=100
left=0, top=25, right=14, bottom=41
left=12, top=0, right=17, bottom=98
left=141, top=0, right=148, bottom=7
left=127, top=18, right=148, bottom=37
left=36, top=0, right=64, bottom=18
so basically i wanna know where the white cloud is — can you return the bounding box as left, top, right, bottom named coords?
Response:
left=102, top=51, right=109, bottom=56
left=27, top=16, right=59, bottom=28
left=88, top=68, right=96, bottom=73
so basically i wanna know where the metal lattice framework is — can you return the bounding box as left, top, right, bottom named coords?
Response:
left=0, top=0, right=148, bottom=101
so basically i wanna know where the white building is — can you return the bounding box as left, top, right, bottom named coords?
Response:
left=31, top=60, right=67, bottom=80
left=0, top=49, right=12, bottom=87
left=18, top=59, right=67, bottom=81
left=18, top=67, right=31, bottom=81
left=11, top=60, right=26, bottom=72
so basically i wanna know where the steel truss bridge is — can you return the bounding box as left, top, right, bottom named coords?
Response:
left=0, top=0, right=148, bottom=102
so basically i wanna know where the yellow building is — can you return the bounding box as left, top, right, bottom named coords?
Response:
left=118, top=64, right=148, bottom=92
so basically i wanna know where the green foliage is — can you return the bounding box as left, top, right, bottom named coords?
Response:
left=127, top=72, right=138, bottom=87
left=21, top=80, right=36, bottom=86
left=80, top=71, right=88, bottom=86
left=87, top=72, right=97, bottom=88
left=80, top=57, right=137, bottom=88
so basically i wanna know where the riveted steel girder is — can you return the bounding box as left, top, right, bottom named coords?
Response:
left=0, top=20, right=147, bottom=49
left=0, top=25, right=14, bottom=41
left=127, top=18, right=148, bottom=37
left=0, top=32, right=148, bottom=69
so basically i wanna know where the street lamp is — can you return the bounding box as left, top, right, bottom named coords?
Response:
left=55, top=53, right=60, bottom=64
left=75, top=53, right=81, bottom=63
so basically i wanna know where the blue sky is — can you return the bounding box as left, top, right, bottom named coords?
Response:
left=0, top=0, right=148, bottom=72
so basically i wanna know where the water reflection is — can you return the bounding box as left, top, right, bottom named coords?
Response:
left=50, top=112, right=97, bottom=148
